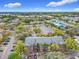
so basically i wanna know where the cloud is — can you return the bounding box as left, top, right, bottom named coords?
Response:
left=47, top=0, right=78, bottom=7
left=4, top=2, right=21, bottom=8
left=74, top=8, right=79, bottom=11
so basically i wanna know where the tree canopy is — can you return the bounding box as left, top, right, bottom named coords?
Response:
left=8, top=52, right=22, bottom=59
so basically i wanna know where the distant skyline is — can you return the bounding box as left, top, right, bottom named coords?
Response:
left=0, top=0, right=79, bottom=12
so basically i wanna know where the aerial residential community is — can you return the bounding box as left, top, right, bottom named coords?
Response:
left=0, top=0, right=79, bottom=59
left=0, top=12, right=79, bottom=59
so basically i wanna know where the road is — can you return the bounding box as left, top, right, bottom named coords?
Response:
left=0, top=32, right=16, bottom=59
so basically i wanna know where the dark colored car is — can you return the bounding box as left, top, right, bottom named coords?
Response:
left=11, top=49, right=14, bottom=52
left=5, top=40, right=10, bottom=42
left=5, top=38, right=10, bottom=42
left=3, top=42, right=8, bottom=45
left=0, top=49, right=3, bottom=52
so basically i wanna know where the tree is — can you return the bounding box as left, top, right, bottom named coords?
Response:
left=2, top=31, right=11, bottom=41
left=8, top=52, right=22, bottom=59
left=16, top=32, right=29, bottom=41
left=15, top=25, right=24, bottom=33
left=53, top=27, right=65, bottom=36
left=14, top=40, right=28, bottom=55
left=33, top=27, right=41, bottom=33
left=65, top=37, right=78, bottom=50
left=0, top=31, right=11, bottom=44
left=50, top=43, right=60, bottom=51
left=0, top=34, right=3, bottom=44
left=42, top=43, right=49, bottom=46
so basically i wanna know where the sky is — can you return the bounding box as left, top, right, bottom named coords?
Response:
left=0, top=0, right=79, bottom=12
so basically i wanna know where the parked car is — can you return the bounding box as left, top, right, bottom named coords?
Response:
left=3, top=42, right=8, bottom=45
left=5, top=38, right=10, bottom=42
left=0, top=48, right=3, bottom=52
left=11, top=49, right=14, bottom=52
